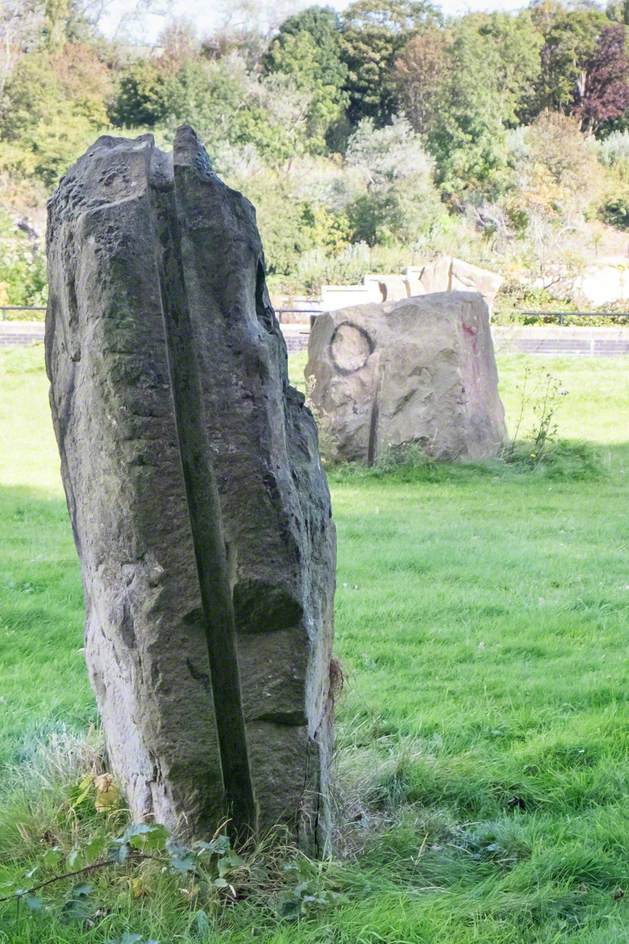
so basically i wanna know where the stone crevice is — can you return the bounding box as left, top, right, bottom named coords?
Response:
left=148, top=145, right=256, bottom=838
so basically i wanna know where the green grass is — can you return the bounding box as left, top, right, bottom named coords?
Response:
left=0, top=344, right=628, bottom=943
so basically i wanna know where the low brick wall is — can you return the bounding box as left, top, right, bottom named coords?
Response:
left=3, top=321, right=629, bottom=357
left=0, top=321, right=45, bottom=346
left=492, top=326, right=629, bottom=356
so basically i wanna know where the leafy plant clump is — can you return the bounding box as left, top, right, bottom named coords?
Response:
left=329, top=442, right=603, bottom=487
left=0, top=819, right=245, bottom=924
left=0, top=763, right=343, bottom=941
left=503, top=438, right=604, bottom=479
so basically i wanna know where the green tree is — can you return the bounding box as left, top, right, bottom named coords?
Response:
left=424, top=18, right=511, bottom=200
left=42, top=0, right=98, bottom=49
left=396, top=12, right=542, bottom=137
left=0, top=211, right=46, bottom=306
left=342, top=0, right=439, bottom=31
left=340, top=0, right=440, bottom=126
left=534, top=5, right=607, bottom=115
left=264, top=5, right=346, bottom=92
left=110, top=59, right=169, bottom=127
left=263, top=11, right=348, bottom=153
left=0, top=48, right=106, bottom=187
left=235, top=174, right=315, bottom=278
left=607, top=1, right=629, bottom=25
left=345, top=116, right=444, bottom=245
left=137, top=56, right=310, bottom=167
left=469, top=11, right=543, bottom=126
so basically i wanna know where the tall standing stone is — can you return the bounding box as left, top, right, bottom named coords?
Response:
left=46, top=127, right=336, bottom=852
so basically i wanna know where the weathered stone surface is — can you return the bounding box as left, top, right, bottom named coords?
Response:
left=450, top=258, right=503, bottom=310
left=415, top=255, right=453, bottom=296
left=419, top=256, right=503, bottom=312
left=363, top=274, right=409, bottom=303
left=320, top=257, right=503, bottom=313
left=306, top=292, right=507, bottom=464
left=46, top=127, right=335, bottom=852
left=321, top=281, right=381, bottom=309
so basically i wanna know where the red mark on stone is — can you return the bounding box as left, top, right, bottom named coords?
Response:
left=462, top=322, right=478, bottom=354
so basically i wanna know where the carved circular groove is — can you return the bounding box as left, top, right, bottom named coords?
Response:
left=329, top=321, right=374, bottom=374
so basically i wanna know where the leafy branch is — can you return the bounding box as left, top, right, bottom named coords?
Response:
left=0, top=857, right=119, bottom=904
left=0, top=821, right=246, bottom=922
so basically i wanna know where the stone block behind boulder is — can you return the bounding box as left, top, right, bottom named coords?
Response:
left=306, top=292, right=507, bottom=464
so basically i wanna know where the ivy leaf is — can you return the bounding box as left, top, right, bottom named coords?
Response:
left=61, top=883, right=97, bottom=922
left=216, top=851, right=243, bottom=878
left=166, top=839, right=194, bottom=874
left=279, top=898, right=301, bottom=920
left=72, top=883, right=94, bottom=898
left=62, top=896, right=97, bottom=923
left=192, top=910, right=211, bottom=936
left=41, top=847, right=63, bottom=870
left=208, top=835, right=231, bottom=855
left=24, top=894, right=45, bottom=912
left=169, top=853, right=194, bottom=874
left=84, top=833, right=108, bottom=863
left=67, top=847, right=82, bottom=869
left=123, top=823, right=169, bottom=853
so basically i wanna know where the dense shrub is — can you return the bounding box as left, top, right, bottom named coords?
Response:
left=0, top=213, right=46, bottom=307
left=600, top=191, right=629, bottom=228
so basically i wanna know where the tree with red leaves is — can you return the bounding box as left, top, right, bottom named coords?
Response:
left=575, top=24, right=629, bottom=135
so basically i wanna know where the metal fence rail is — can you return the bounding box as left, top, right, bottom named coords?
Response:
left=519, top=310, right=629, bottom=323
left=278, top=308, right=629, bottom=324
left=2, top=306, right=629, bottom=356
left=3, top=306, right=629, bottom=322
left=276, top=308, right=321, bottom=324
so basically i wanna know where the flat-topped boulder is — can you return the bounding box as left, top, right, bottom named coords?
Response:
left=306, top=292, right=507, bottom=464
left=320, top=257, right=503, bottom=314
left=412, top=257, right=503, bottom=312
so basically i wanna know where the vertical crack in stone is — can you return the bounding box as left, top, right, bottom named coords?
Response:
left=367, top=356, right=382, bottom=467
left=149, top=153, right=256, bottom=839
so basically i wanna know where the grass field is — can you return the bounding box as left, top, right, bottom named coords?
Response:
left=0, top=345, right=628, bottom=943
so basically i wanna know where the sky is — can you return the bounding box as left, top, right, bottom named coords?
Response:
left=101, top=0, right=527, bottom=44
